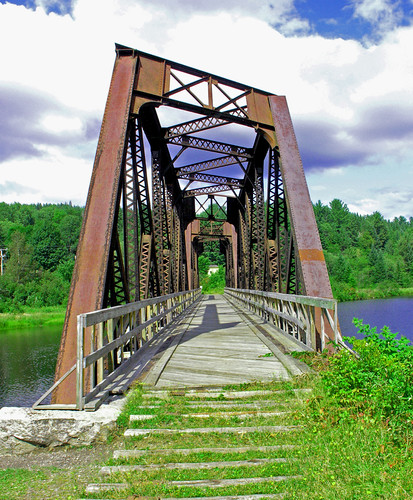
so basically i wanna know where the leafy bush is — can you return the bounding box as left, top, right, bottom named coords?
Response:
left=320, top=319, right=413, bottom=432
left=201, top=265, right=225, bottom=294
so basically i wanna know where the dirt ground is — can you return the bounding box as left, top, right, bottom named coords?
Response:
left=0, top=440, right=118, bottom=470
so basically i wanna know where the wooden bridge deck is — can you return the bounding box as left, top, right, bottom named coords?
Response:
left=141, top=295, right=310, bottom=389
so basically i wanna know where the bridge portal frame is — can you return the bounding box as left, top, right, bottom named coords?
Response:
left=54, top=45, right=333, bottom=404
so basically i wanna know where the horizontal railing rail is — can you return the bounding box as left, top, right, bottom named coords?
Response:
left=224, top=287, right=342, bottom=351
left=33, top=288, right=201, bottom=411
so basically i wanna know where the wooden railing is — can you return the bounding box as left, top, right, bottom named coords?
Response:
left=224, top=288, right=343, bottom=351
left=33, top=289, right=201, bottom=411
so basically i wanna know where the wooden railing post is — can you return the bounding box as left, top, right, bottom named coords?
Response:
left=34, top=289, right=201, bottom=411
left=224, top=287, right=341, bottom=353
left=320, top=311, right=325, bottom=351
left=76, top=315, right=85, bottom=410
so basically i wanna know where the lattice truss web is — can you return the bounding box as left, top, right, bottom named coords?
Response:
left=53, top=47, right=334, bottom=406
left=118, top=47, right=305, bottom=300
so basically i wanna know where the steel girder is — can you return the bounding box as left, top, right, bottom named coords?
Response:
left=54, top=45, right=335, bottom=403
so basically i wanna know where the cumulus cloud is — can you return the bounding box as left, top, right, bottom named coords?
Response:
left=35, top=0, right=75, bottom=16
left=294, top=119, right=370, bottom=170
left=350, top=0, right=406, bottom=41
left=0, top=0, right=412, bottom=217
left=0, top=181, right=38, bottom=197
left=135, top=0, right=293, bottom=22
left=0, top=83, right=99, bottom=163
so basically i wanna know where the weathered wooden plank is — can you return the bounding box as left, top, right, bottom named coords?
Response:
left=163, top=411, right=289, bottom=419
left=100, top=457, right=287, bottom=475
left=124, top=425, right=298, bottom=437
left=143, top=389, right=280, bottom=398
left=172, top=475, right=301, bottom=487
left=113, top=444, right=296, bottom=459
left=162, top=494, right=285, bottom=500
left=184, top=401, right=295, bottom=409
left=85, top=483, right=128, bottom=493
left=161, top=358, right=287, bottom=374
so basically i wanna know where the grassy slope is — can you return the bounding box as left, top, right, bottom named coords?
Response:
left=0, top=306, right=66, bottom=330
left=1, top=371, right=412, bottom=498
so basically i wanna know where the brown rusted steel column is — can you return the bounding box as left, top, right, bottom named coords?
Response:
left=53, top=53, right=137, bottom=404
left=269, top=96, right=335, bottom=347
left=269, top=95, right=332, bottom=300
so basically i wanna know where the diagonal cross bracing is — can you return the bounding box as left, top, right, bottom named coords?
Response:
left=168, top=135, right=252, bottom=158
left=178, top=172, right=243, bottom=188
left=184, top=184, right=236, bottom=198
left=165, top=115, right=229, bottom=138
left=176, top=156, right=241, bottom=175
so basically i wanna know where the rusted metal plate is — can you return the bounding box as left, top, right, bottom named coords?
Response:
left=135, top=55, right=169, bottom=96
left=246, top=91, right=277, bottom=148
left=53, top=53, right=138, bottom=404
left=269, top=95, right=333, bottom=300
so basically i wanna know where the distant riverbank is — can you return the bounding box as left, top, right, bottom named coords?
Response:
left=0, top=306, right=66, bottom=331
left=2, top=286, right=413, bottom=330
left=332, top=285, right=413, bottom=302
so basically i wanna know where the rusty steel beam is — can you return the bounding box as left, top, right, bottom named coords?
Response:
left=269, top=95, right=333, bottom=300
left=54, top=52, right=138, bottom=404
left=178, top=171, right=243, bottom=188
left=168, top=135, right=252, bottom=158
left=165, top=114, right=235, bottom=139
left=184, top=184, right=236, bottom=198
left=176, top=155, right=241, bottom=175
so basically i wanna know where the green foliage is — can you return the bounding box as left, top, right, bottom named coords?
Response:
left=198, top=254, right=210, bottom=281
left=201, top=265, right=226, bottom=294
left=0, top=202, right=82, bottom=312
left=320, top=319, right=413, bottom=431
left=314, top=199, right=413, bottom=301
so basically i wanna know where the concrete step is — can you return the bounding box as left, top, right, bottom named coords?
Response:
left=134, top=400, right=298, bottom=409
left=143, top=388, right=311, bottom=400
left=171, top=475, right=301, bottom=488
left=79, top=493, right=285, bottom=500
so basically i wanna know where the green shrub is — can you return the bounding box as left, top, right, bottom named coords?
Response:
left=320, top=319, right=413, bottom=432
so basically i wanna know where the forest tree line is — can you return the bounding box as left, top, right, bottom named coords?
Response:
left=0, top=199, right=412, bottom=312
left=314, top=199, right=413, bottom=300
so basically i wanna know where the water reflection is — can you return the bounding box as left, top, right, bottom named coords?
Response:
left=0, top=326, right=62, bottom=408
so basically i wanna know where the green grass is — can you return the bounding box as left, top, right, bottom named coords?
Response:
left=0, top=466, right=101, bottom=500
left=4, top=326, right=413, bottom=499
left=0, top=305, right=66, bottom=330
left=335, top=286, right=413, bottom=302
left=92, top=347, right=413, bottom=499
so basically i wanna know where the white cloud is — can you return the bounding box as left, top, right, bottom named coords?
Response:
left=41, top=115, right=83, bottom=134
left=351, top=0, right=400, bottom=25
left=0, top=0, right=412, bottom=218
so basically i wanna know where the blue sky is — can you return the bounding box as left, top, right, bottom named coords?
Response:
left=0, top=0, right=412, bottom=219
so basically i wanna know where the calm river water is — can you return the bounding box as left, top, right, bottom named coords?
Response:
left=0, top=325, right=61, bottom=408
left=338, top=296, right=413, bottom=342
left=1, top=296, right=412, bottom=408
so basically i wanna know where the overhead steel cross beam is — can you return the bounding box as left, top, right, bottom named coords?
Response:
left=176, top=156, right=242, bottom=175
left=178, top=172, right=243, bottom=188
left=164, top=111, right=248, bottom=139
left=167, top=135, right=252, bottom=158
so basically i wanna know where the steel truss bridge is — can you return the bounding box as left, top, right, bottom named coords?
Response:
left=51, top=45, right=337, bottom=407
